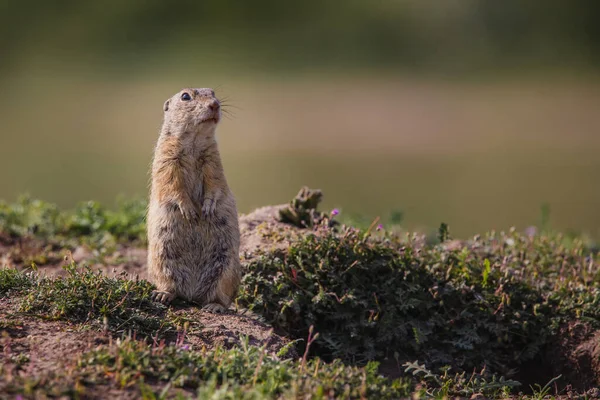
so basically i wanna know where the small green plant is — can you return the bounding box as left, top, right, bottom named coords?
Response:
left=18, top=263, right=173, bottom=336
left=0, top=268, right=34, bottom=296
left=404, top=361, right=520, bottom=398
left=529, top=374, right=562, bottom=400
left=482, top=258, right=491, bottom=287
left=437, top=222, right=450, bottom=243
left=278, top=186, right=338, bottom=229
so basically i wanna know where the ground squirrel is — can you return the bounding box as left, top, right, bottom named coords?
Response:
left=147, top=88, right=241, bottom=313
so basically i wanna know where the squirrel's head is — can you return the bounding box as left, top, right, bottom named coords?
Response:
left=161, top=88, right=221, bottom=136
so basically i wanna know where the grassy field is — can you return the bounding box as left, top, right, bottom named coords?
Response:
left=0, top=74, right=599, bottom=239
left=0, top=191, right=599, bottom=398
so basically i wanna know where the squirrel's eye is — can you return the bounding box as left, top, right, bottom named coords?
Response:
left=181, top=92, right=192, bottom=101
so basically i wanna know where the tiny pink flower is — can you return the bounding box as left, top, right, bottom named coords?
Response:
left=376, top=224, right=383, bottom=231
left=331, top=209, right=340, bottom=216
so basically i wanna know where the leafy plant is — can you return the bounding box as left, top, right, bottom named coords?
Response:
left=239, top=222, right=600, bottom=378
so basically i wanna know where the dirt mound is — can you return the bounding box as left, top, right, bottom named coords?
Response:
left=542, top=321, right=600, bottom=390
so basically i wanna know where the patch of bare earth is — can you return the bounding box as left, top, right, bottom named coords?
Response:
left=0, top=297, right=113, bottom=395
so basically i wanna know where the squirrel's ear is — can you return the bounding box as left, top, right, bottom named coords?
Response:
left=163, top=99, right=170, bottom=112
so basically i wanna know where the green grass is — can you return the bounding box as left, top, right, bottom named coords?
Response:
left=2, top=337, right=413, bottom=399
left=0, top=336, right=536, bottom=399
left=77, top=337, right=411, bottom=399
left=1, top=263, right=175, bottom=337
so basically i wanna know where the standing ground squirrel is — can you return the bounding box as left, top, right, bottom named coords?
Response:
left=147, top=88, right=241, bottom=313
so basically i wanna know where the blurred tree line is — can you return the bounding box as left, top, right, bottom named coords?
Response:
left=1, top=0, right=598, bottom=75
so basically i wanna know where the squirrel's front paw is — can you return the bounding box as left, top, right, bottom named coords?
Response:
left=179, top=202, right=200, bottom=223
left=202, top=198, right=217, bottom=218
left=151, top=290, right=176, bottom=305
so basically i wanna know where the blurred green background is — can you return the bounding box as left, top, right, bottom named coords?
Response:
left=0, top=1, right=599, bottom=238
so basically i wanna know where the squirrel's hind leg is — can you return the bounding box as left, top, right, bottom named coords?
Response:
left=202, top=259, right=241, bottom=313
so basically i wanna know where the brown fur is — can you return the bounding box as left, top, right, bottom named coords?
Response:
left=147, top=88, right=241, bottom=312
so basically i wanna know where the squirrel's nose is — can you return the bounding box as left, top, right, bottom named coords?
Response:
left=208, top=99, right=219, bottom=111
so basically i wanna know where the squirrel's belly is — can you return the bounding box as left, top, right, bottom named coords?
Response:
left=148, top=200, right=238, bottom=302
